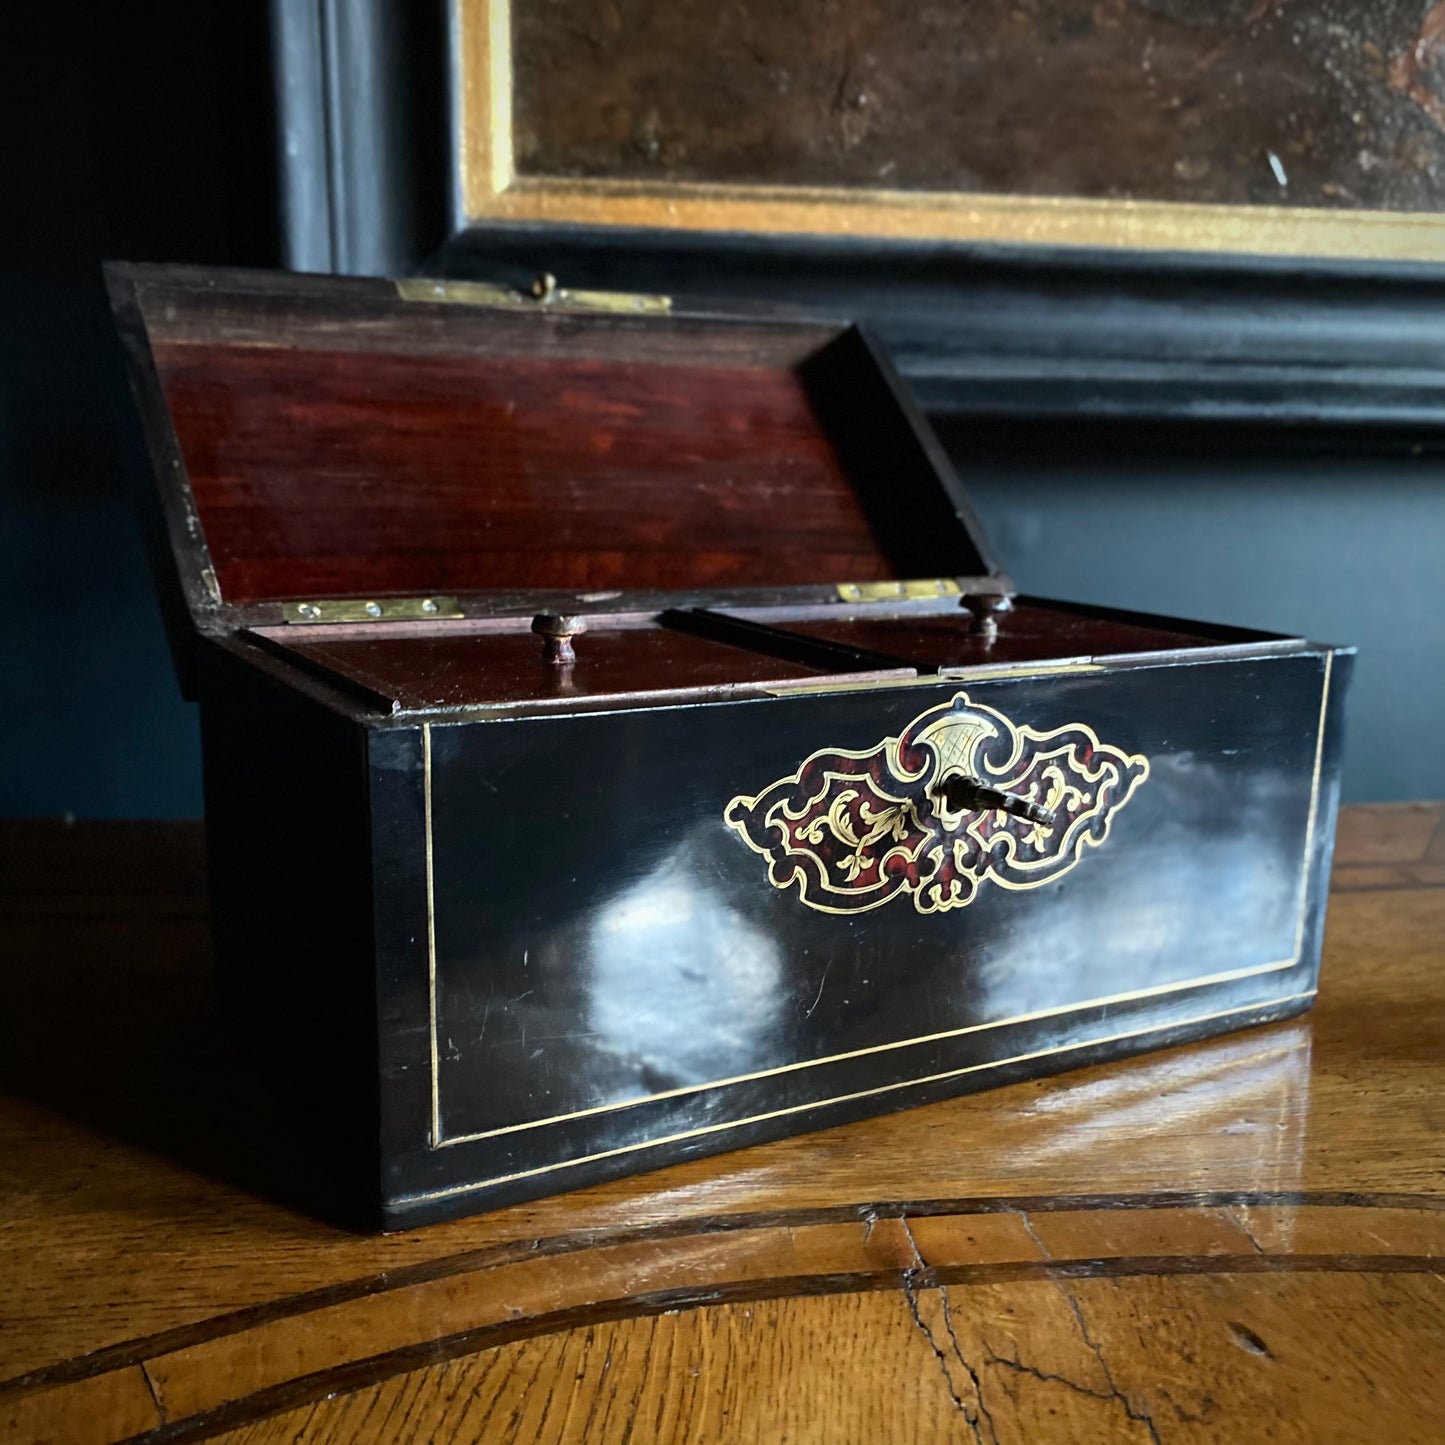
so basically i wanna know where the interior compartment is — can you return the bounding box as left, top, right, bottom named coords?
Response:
left=251, top=597, right=1268, bottom=714
left=259, top=619, right=912, bottom=712
left=719, top=598, right=1263, bottom=670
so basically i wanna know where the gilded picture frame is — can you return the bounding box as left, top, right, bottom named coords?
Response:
left=456, top=0, right=1445, bottom=264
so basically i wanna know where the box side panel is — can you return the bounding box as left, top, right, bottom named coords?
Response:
left=378, top=647, right=1345, bottom=1226
left=369, top=724, right=433, bottom=1195
left=1296, top=648, right=1353, bottom=982
left=197, top=640, right=382, bottom=1224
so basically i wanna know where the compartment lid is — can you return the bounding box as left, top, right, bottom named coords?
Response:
left=106, top=264, right=1003, bottom=686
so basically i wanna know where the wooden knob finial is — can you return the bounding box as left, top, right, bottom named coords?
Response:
left=962, top=592, right=1013, bottom=645
left=531, top=612, right=586, bottom=665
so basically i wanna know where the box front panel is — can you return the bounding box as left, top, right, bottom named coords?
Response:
left=384, top=650, right=1341, bottom=1221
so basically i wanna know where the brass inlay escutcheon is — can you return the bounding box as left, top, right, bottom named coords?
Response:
left=726, top=690, right=1149, bottom=915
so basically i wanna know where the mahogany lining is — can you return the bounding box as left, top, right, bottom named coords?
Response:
left=152, top=340, right=903, bottom=605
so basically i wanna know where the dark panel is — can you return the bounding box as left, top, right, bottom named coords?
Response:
left=197, top=639, right=381, bottom=1222
left=373, top=649, right=1340, bottom=1219
left=384, top=997, right=1313, bottom=1226
left=369, top=722, right=434, bottom=1208
left=513, top=0, right=1445, bottom=210
left=799, top=328, right=1002, bottom=578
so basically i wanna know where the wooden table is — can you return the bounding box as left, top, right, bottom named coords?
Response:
left=1, top=804, right=1441, bottom=1445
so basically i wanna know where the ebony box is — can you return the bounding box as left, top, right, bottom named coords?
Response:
left=109, top=264, right=1351, bottom=1228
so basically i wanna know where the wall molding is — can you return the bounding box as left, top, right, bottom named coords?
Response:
left=430, top=226, right=1445, bottom=432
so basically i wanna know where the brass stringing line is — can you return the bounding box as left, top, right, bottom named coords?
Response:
left=426, top=654, right=1330, bottom=1150
left=404, top=991, right=1314, bottom=1204
left=434, top=954, right=1297, bottom=1148
left=424, top=723, right=441, bottom=1148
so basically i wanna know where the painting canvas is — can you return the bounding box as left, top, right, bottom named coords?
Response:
left=458, top=0, right=1445, bottom=259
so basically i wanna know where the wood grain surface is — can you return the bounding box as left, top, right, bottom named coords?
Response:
left=1, top=803, right=1441, bottom=1444
left=151, top=341, right=897, bottom=605
left=122, top=269, right=993, bottom=616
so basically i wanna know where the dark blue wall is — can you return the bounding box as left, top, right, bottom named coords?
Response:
left=1, top=3, right=275, bottom=818
left=2, top=282, right=204, bottom=817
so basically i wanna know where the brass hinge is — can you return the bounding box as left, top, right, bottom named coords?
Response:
left=396, top=273, right=672, bottom=316
left=835, top=578, right=963, bottom=603
left=763, top=674, right=947, bottom=698
left=281, top=596, right=464, bottom=625
left=765, top=659, right=1107, bottom=697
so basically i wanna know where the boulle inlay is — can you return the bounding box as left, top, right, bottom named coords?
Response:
left=725, top=691, right=1149, bottom=915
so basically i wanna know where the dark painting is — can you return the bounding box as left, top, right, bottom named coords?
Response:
left=512, top=0, right=1445, bottom=210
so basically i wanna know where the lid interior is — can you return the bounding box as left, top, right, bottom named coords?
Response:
left=114, top=267, right=996, bottom=616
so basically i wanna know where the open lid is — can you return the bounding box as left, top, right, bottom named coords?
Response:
left=107, top=264, right=1004, bottom=689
